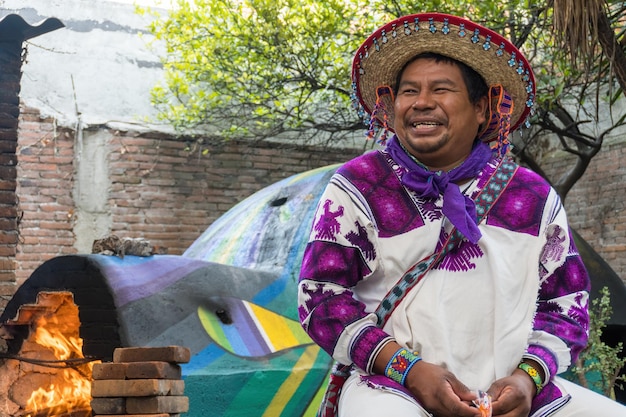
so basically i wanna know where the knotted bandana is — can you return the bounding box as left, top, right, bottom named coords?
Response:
left=386, top=135, right=494, bottom=244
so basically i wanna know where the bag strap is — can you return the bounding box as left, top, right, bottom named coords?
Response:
left=374, top=157, right=518, bottom=326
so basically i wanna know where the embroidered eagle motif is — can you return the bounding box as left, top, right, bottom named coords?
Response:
left=314, top=199, right=344, bottom=241
left=345, top=221, right=376, bottom=261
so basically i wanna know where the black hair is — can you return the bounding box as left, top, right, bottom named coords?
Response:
left=393, top=52, right=488, bottom=104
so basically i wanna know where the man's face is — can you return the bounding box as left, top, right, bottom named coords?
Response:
left=392, top=57, right=488, bottom=171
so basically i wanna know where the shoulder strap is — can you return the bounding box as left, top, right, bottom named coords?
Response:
left=374, top=157, right=518, bottom=326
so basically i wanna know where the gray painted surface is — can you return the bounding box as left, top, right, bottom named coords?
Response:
left=1, top=0, right=171, bottom=132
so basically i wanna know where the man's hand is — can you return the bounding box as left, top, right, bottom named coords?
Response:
left=404, top=360, right=483, bottom=417
left=487, top=369, right=535, bottom=416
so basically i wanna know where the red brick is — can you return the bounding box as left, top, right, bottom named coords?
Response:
left=0, top=271, right=15, bottom=282
left=168, top=379, right=185, bottom=396
left=92, top=361, right=182, bottom=380
left=126, top=396, right=189, bottom=414
left=91, top=379, right=182, bottom=397
left=126, top=361, right=182, bottom=380
left=92, top=362, right=127, bottom=380
left=97, top=415, right=172, bottom=417
left=0, top=282, right=17, bottom=294
left=90, top=397, right=126, bottom=414
left=113, top=346, right=190, bottom=364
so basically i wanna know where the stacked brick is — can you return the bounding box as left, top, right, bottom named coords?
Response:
left=91, top=346, right=191, bottom=417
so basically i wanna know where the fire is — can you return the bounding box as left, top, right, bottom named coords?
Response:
left=23, top=307, right=98, bottom=416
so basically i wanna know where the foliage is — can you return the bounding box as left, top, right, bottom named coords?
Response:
left=139, top=1, right=626, bottom=195
left=565, top=287, right=626, bottom=399
left=138, top=0, right=378, bottom=142
left=511, top=2, right=626, bottom=199
left=138, top=0, right=552, bottom=144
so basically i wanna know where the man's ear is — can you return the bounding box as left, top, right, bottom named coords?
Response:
left=475, top=95, right=489, bottom=127
left=474, top=96, right=489, bottom=139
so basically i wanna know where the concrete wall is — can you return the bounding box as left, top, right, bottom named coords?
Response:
left=2, top=0, right=166, bottom=130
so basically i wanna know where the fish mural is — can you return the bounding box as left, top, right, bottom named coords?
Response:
left=178, top=163, right=341, bottom=416
left=1, top=164, right=341, bottom=417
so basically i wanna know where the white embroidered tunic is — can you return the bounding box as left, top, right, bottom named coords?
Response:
left=298, top=146, right=589, bottom=414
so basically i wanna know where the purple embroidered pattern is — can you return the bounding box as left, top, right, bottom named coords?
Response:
left=419, top=197, right=443, bottom=222
left=533, top=245, right=590, bottom=362
left=350, top=326, right=392, bottom=371
left=345, top=221, right=376, bottom=261
left=530, top=381, right=565, bottom=416
left=300, top=241, right=371, bottom=287
left=541, top=225, right=566, bottom=265
left=487, top=168, right=550, bottom=236
left=304, top=288, right=368, bottom=353
left=539, top=252, right=589, bottom=298
left=437, top=239, right=484, bottom=271
left=474, top=159, right=497, bottom=191
left=299, top=283, right=336, bottom=326
left=337, top=151, right=425, bottom=237
left=568, top=292, right=589, bottom=332
left=527, top=344, right=559, bottom=377
left=541, top=300, right=563, bottom=315
left=314, top=199, right=344, bottom=241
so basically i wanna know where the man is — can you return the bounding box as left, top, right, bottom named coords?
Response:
left=298, top=12, right=626, bottom=417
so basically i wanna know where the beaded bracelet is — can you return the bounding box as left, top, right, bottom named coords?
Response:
left=384, top=348, right=422, bottom=385
left=518, top=362, right=543, bottom=395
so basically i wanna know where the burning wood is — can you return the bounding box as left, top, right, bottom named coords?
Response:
left=0, top=291, right=99, bottom=417
left=17, top=407, right=92, bottom=417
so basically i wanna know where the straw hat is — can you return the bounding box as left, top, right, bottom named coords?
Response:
left=351, top=13, right=535, bottom=143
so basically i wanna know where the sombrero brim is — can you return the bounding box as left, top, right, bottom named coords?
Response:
left=352, top=13, right=535, bottom=142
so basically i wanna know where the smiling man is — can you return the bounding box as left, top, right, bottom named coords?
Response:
left=392, top=53, right=488, bottom=171
left=298, top=12, right=626, bottom=417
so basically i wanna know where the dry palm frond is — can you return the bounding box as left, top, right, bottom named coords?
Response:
left=552, top=0, right=604, bottom=64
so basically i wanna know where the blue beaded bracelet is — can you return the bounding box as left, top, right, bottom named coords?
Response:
left=384, top=348, right=422, bottom=385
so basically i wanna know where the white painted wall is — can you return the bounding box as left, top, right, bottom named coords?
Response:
left=1, top=0, right=171, bottom=132
left=1, top=0, right=175, bottom=252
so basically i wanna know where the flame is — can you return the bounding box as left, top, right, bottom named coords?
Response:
left=24, top=314, right=98, bottom=416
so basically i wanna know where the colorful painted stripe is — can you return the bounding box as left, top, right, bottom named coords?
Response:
left=198, top=297, right=313, bottom=357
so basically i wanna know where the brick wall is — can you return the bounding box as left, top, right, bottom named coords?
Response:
left=15, top=108, right=77, bottom=287
left=541, top=140, right=626, bottom=280
left=9, top=107, right=363, bottom=308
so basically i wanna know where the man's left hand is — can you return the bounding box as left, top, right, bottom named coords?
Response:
left=487, top=369, right=535, bottom=416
